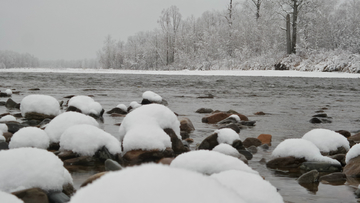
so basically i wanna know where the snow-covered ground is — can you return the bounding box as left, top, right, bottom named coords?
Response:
left=1, top=68, right=360, bottom=78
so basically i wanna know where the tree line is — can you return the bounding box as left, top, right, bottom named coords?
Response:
left=97, top=0, right=360, bottom=70
left=0, top=50, right=40, bottom=69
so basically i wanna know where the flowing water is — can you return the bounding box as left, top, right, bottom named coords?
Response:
left=1, top=71, right=360, bottom=202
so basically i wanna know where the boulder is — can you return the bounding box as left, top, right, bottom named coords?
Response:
left=297, top=170, right=319, bottom=184
left=164, top=128, right=189, bottom=155
left=105, top=159, right=123, bottom=171
left=94, top=146, right=117, bottom=161
left=299, top=162, right=342, bottom=173
left=312, top=113, right=328, bottom=118
left=319, top=172, right=347, bottom=185
left=243, top=137, right=262, bottom=148
left=335, top=130, right=351, bottom=138
left=122, top=148, right=174, bottom=166
left=195, top=108, right=213, bottom=114
left=57, top=150, right=77, bottom=161
left=330, top=154, right=346, bottom=166
left=260, top=144, right=270, bottom=150
left=219, top=123, right=241, bottom=133
left=226, top=110, right=249, bottom=121
left=238, top=150, right=253, bottom=160
left=343, top=156, right=360, bottom=177
left=348, top=132, right=360, bottom=143
left=257, top=134, right=272, bottom=145
left=5, top=121, right=25, bottom=134
left=24, top=112, right=56, bottom=121
left=202, top=112, right=231, bottom=124
left=179, top=118, right=195, bottom=133
left=47, top=191, right=70, bottom=203
left=158, top=157, right=175, bottom=165
left=266, top=156, right=306, bottom=171
left=80, top=172, right=108, bottom=188
left=63, top=156, right=97, bottom=166
left=5, top=98, right=20, bottom=109
left=217, top=116, right=239, bottom=124
left=62, top=183, right=75, bottom=197
left=180, top=131, right=190, bottom=140
left=231, top=139, right=245, bottom=151
left=12, top=188, right=49, bottom=203
left=106, top=107, right=127, bottom=115
left=198, top=133, right=219, bottom=150
left=66, top=106, right=82, bottom=113
left=3, top=132, right=13, bottom=142
left=247, top=146, right=257, bottom=154
left=254, top=111, right=266, bottom=115
left=327, top=146, right=348, bottom=156
left=309, top=117, right=332, bottom=124
left=0, top=92, right=10, bottom=97
left=0, top=140, right=9, bottom=150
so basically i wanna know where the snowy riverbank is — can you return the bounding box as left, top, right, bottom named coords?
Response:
left=1, top=68, right=360, bottom=78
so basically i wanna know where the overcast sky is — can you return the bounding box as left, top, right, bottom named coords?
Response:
left=0, top=0, right=232, bottom=61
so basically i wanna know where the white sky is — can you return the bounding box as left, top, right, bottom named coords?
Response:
left=0, top=0, right=231, bottom=61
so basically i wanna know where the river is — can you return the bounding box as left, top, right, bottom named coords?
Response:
left=1, top=71, right=360, bottom=202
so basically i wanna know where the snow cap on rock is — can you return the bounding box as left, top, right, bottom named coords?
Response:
left=142, top=91, right=162, bottom=103
left=0, top=148, right=73, bottom=193
left=116, top=104, right=127, bottom=112
left=5, top=89, right=12, bottom=96
left=345, top=144, right=360, bottom=163
left=0, top=191, right=23, bottom=203
left=170, top=150, right=258, bottom=175
left=60, top=124, right=121, bottom=156
left=69, top=164, right=245, bottom=203
left=68, top=95, right=103, bottom=116
left=272, top=138, right=340, bottom=165
left=212, top=143, right=242, bottom=158
left=215, top=128, right=240, bottom=144
left=9, top=127, right=49, bottom=149
left=211, top=170, right=284, bottom=203
left=302, top=128, right=350, bottom=153
left=45, top=112, right=99, bottom=143
left=0, top=115, right=16, bottom=122
left=0, top=123, right=8, bottom=133
left=20, top=94, right=60, bottom=117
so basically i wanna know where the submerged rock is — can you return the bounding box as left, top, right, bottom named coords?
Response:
left=297, top=170, right=319, bottom=184
left=195, top=108, right=213, bottom=114
left=299, top=162, right=342, bottom=173
left=319, top=172, right=347, bottom=185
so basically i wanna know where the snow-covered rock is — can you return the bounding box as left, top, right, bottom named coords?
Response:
left=211, top=170, right=284, bottom=203
left=118, top=104, right=180, bottom=153
left=302, top=128, right=350, bottom=153
left=212, top=143, right=242, bottom=158
left=0, top=191, right=23, bottom=203
left=216, top=128, right=241, bottom=144
left=45, top=112, right=99, bottom=143
left=0, top=148, right=73, bottom=193
left=272, top=138, right=340, bottom=165
left=9, top=127, right=49, bottom=149
left=345, top=144, right=360, bottom=164
left=69, top=164, right=245, bottom=203
left=0, top=134, right=5, bottom=142
left=20, top=94, right=60, bottom=117
left=59, top=124, right=121, bottom=156
left=68, top=95, right=103, bottom=117
left=5, top=89, right=12, bottom=96
left=170, top=150, right=258, bottom=175
left=129, top=101, right=141, bottom=109
left=142, top=90, right=162, bottom=103
left=116, top=104, right=127, bottom=112
left=0, top=115, right=17, bottom=122
left=0, top=123, right=8, bottom=133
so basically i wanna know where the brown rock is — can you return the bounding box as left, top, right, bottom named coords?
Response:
left=3, top=132, right=13, bottom=142
left=319, top=172, right=347, bottom=185
left=343, top=156, right=360, bottom=177
left=266, top=156, right=306, bottom=171
left=336, top=130, right=351, bottom=138
left=257, top=134, right=272, bottom=145
left=58, top=150, right=78, bottom=160
left=122, top=148, right=174, bottom=166
left=179, top=118, right=195, bottom=133
left=195, top=108, right=213, bottom=114
left=202, top=112, right=230, bottom=124
left=24, top=112, right=56, bottom=121
left=243, top=137, right=262, bottom=148
left=158, top=157, right=175, bottom=165
left=12, top=188, right=49, bottom=203
left=80, top=172, right=108, bottom=188
left=185, top=138, right=194, bottom=143
left=254, top=111, right=266, bottom=115
left=198, top=133, right=219, bottom=150
left=106, top=107, right=127, bottom=115
left=348, top=132, right=360, bottom=143
left=63, top=156, right=97, bottom=166
left=164, top=128, right=189, bottom=155
left=5, top=98, right=20, bottom=109
left=62, top=183, right=76, bottom=196
left=226, top=110, right=249, bottom=121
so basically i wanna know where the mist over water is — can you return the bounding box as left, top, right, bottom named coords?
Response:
left=1, top=72, right=360, bottom=202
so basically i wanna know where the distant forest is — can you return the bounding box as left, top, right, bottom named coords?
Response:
left=1, top=0, right=359, bottom=72
left=97, top=0, right=360, bottom=72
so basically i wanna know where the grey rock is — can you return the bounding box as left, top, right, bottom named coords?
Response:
left=105, top=159, right=123, bottom=171
left=95, top=146, right=116, bottom=161
left=247, top=146, right=258, bottom=154
left=299, top=161, right=342, bottom=172
left=298, top=169, right=319, bottom=184
left=238, top=150, right=253, bottom=160
left=47, top=192, right=70, bottom=203
left=195, top=108, right=213, bottom=114
left=260, top=144, right=270, bottom=150
left=0, top=141, right=9, bottom=150
left=319, top=172, right=346, bottom=185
